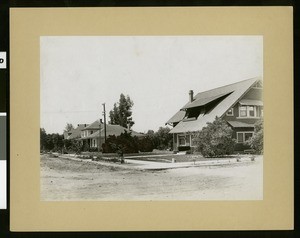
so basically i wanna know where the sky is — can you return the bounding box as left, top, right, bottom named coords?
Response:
left=40, top=36, right=263, bottom=134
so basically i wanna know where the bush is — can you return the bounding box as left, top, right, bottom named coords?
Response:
left=193, top=117, right=236, bottom=157
left=245, top=119, right=263, bottom=154
left=102, top=131, right=139, bottom=154
left=89, top=147, right=98, bottom=152
left=138, top=137, right=154, bottom=152
left=67, top=139, right=83, bottom=154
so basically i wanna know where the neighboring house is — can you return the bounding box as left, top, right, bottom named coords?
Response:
left=63, top=124, right=87, bottom=140
left=166, top=77, right=263, bottom=152
left=78, top=120, right=145, bottom=150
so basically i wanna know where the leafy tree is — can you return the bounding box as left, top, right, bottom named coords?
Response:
left=64, top=123, right=74, bottom=132
left=40, top=128, right=65, bottom=152
left=144, top=127, right=173, bottom=150
left=193, top=117, right=236, bottom=157
left=155, top=127, right=173, bottom=150
left=102, top=131, right=139, bottom=154
left=109, top=93, right=134, bottom=129
left=138, top=137, right=154, bottom=152
left=40, top=128, right=47, bottom=151
left=246, top=119, right=263, bottom=154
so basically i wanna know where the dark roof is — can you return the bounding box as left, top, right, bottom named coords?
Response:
left=82, top=120, right=101, bottom=130
left=168, top=77, right=262, bottom=133
left=181, top=92, right=233, bottom=110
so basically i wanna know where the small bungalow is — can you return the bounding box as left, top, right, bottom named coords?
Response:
left=166, top=77, right=263, bottom=152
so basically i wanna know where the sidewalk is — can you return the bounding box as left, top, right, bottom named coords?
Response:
left=57, top=154, right=260, bottom=171
left=125, top=156, right=259, bottom=170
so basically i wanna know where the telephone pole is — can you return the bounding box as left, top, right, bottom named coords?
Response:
left=99, top=119, right=102, bottom=152
left=102, top=103, right=107, bottom=143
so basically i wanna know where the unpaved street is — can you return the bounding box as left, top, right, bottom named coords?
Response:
left=40, top=155, right=263, bottom=200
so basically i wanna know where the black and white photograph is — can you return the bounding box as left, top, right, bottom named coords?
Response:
left=40, top=36, right=263, bottom=201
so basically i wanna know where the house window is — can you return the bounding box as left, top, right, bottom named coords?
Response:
left=186, top=135, right=190, bottom=145
left=239, top=106, right=247, bottom=117
left=247, top=106, right=255, bottom=117
left=226, top=108, right=234, bottom=116
left=236, top=132, right=254, bottom=143
left=239, top=105, right=261, bottom=118
left=90, top=130, right=93, bottom=134
left=178, top=135, right=186, bottom=146
left=237, top=133, right=244, bottom=143
left=244, top=132, right=253, bottom=141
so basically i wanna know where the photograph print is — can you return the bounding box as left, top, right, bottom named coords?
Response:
left=40, top=36, right=263, bottom=201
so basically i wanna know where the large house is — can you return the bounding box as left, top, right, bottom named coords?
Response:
left=166, top=77, right=263, bottom=152
left=65, top=120, right=145, bottom=150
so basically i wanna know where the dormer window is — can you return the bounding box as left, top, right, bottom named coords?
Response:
left=226, top=108, right=234, bottom=116
left=247, top=106, right=255, bottom=117
left=239, top=105, right=263, bottom=118
left=239, top=106, right=247, bottom=117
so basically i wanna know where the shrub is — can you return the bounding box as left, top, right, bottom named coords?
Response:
left=102, top=131, right=139, bottom=154
left=67, top=140, right=83, bottom=154
left=89, top=147, right=98, bottom=152
left=138, top=137, right=154, bottom=152
left=245, top=119, right=263, bottom=154
left=193, top=117, right=236, bottom=157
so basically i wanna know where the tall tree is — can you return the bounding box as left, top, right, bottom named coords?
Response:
left=64, top=123, right=74, bottom=132
left=109, top=93, right=134, bottom=129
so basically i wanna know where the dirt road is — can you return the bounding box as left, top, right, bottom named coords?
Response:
left=40, top=155, right=263, bottom=201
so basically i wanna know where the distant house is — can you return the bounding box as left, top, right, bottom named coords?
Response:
left=63, top=124, right=87, bottom=140
left=65, top=120, right=145, bottom=150
left=166, top=77, right=263, bottom=152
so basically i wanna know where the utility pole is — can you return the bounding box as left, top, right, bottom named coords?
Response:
left=99, top=119, right=102, bottom=152
left=102, top=103, right=107, bottom=143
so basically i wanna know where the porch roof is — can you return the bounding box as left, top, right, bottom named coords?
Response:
left=239, top=99, right=263, bottom=106
left=227, top=121, right=255, bottom=128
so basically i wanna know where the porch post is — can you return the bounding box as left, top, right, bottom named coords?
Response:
left=173, top=133, right=175, bottom=151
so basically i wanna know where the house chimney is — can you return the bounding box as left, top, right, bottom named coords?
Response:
left=189, top=90, right=194, bottom=102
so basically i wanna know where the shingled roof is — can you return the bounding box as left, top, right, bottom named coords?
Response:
left=167, top=77, right=262, bottom=133
left=82, top=120, right=101, bottom=130
left=82, top=124, right=145, bottom=139
left=64, top=124, right=87, bottom=139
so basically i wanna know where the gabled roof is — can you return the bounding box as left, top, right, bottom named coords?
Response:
left=168, top=77, right=262, bottom=133
left=82, top=120, right=101, bottom=130
left=166, top=110, right=186, bottom=124
left=64, top=124, right=87, bottom=139
left=82, top=124, right=145, bottom=139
